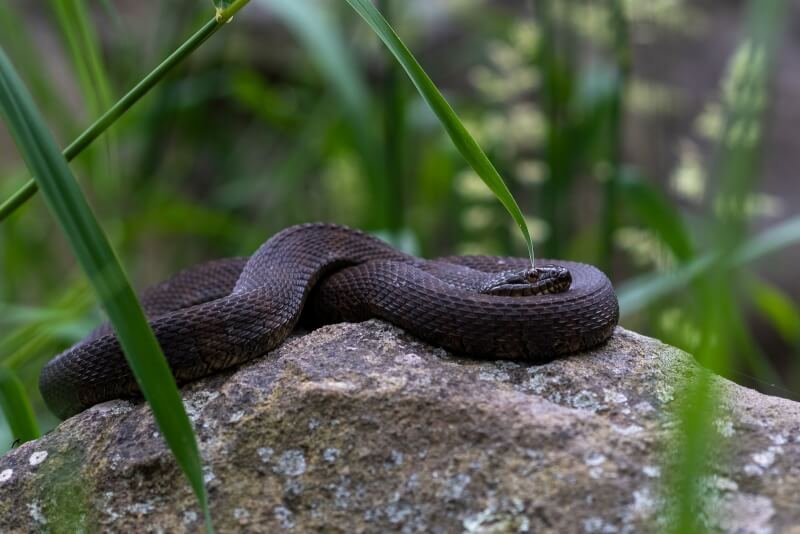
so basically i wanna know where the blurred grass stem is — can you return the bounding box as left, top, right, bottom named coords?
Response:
left=0, top=4, right=250, bottom=224
left=378, top=0, right=406, bottom=233
left=600, top=0, right=630, bottom=272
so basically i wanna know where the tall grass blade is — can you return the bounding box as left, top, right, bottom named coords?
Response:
left=668, top=1, right=786, bottom=528
left=343, top=0, right=535, bottom=262
left=0, top=284, right=93, bottom=379
left=378, top=0, right=407, bottom=233
left=0, top=47, right=212, bottom=530
left=0, top=3, right=73, bottom=127
left=48, top=0, right=117, bottom=182
left=600, top=0, right=630, bottom=270
left=0, top=367, right=40, bottom=443
left=256, top=0, right=368, bottom=123
left=0, top=11, right=241, bottom=224
left=254, top=0, right=387, bottom=227
left=618, top=214, right=800, bottom=316
left=733, top=215, right=800, bottom=264
left=747, top=277, right=800, bottom=348
left=618, top=172, right=694, bottom=261
left=48, top=0, right=115, bottom=122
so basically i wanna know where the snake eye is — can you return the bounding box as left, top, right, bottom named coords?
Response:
left=480, top=265, right=572, bottom=296
left=504, top=269, right=539, bottom=284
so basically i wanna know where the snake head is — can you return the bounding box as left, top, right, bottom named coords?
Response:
left=480, top=265, right=572, bottom=296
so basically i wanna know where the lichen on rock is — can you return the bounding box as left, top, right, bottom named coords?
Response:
left=1, top=320, right=798, bottom=532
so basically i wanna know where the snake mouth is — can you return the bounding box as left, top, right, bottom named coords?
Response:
left=480, top=265, right=572, bottom=296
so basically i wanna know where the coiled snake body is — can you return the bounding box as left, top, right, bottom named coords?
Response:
left=40, top=223, right=619, bottom=419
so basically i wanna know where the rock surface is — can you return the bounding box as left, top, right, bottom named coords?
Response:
left=0, top=320, right=798, bottom=533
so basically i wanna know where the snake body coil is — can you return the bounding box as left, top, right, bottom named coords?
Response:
left=40, top=223, right=619, bottom=419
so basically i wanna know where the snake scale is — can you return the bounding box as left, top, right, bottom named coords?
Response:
left=40, top=223, right=619, bottom=419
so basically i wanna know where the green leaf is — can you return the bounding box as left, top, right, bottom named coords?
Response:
left=0, top=47, right=212, bottom=530
left=213, top=0, right=234, bottom=9
left=0, top=367, right=40, bottom=443
left=343, top=0, right=535, bottom=262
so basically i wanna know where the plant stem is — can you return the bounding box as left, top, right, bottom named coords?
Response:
left=379, top=0, right=406, bottom=233
left=538, top=0, right=575, bottom=259
left=600, top=0, right=630, bottom=272
left=0, top=3, right=251, bottom=223
left=0, top=367, right=40, bottom=442
left=215, top=0, right=251, bottom=23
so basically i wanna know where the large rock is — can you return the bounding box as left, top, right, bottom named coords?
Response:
left=0, top=320, right=798, bottom=532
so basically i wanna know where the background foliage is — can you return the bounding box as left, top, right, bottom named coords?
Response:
left=0, top=0, right=798, bottom=527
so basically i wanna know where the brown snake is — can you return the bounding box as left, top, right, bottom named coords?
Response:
left=40, top=223, right=619, bottom=419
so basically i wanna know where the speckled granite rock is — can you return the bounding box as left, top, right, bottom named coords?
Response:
left=0, top=320, right=798, bottom=533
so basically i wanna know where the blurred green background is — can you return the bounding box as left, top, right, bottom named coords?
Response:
left=1, top=0, right=798, bottom=451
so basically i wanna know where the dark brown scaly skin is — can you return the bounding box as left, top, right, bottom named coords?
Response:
left=39, top=223, right=619, bottom=419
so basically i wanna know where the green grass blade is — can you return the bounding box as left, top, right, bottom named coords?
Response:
left=0, top=9, right=243, bottom=224
left=0, top=184, right=36, bottom=223
left=215, top=0, right=250, bottom=22
left=747, top=276, right=800, bottom=347
left=599, top=0, right=631, bottom=270
left=256, top=0, right=368, bottom=122
left=48, top=0, right=117, bottom=183
left=618, top=214, right=800, bottom=316
left=377, top=0, right=408, bottom=233
left=0, top=3, right=74, bottom=128
left=618, top=172, right=694, bottom=261
left=343, top=0, right=535, bottom=262
left=98, top=0, right=124, bottom=30
left=732, top=215, right=800, bottom=264
left=0, top=47, right=212, bottom=530
left=0, top=367, right=40, bottom=443
left=0, top=284, right=93, bottom=374
left=254, top=0, right=387, bottom=228
left=617, top=253, right=715, bottom=318
left=48, top=0, right=115, bottom=121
